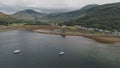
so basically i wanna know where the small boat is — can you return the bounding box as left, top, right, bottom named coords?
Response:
left=13, top=50, right=21, bottom=54
left=59, top=52, right=64, bottom=56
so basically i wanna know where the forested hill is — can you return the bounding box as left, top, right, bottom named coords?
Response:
left=62, top=2, right=120, bottom=31
left=11, top=4, right=98, bottom=21
left=0, top=12, right=15, bottom=25
left=11, top=9, right=46, bottom=21
left=41, top=4, right=98, bottom=21
left=0, top=2, right=120, bottom=28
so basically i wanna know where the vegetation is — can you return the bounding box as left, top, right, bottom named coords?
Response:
left=61, top=2, right=120, bottom=32
left=11, top=9, right=46, bottom=20
left=0, top=12, right=16, bottom=25
left=0, top=12, right=49, bottom=26
left=11, top=5, right=98, bottom=22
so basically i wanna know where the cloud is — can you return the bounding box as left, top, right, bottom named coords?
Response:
left=0, top=0, right=120, bottom=14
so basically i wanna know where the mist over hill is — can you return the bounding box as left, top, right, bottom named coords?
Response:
left=0, top=12, right=16, bottom=25
left=10, top=4, right=98, bottom=22
left=0, top=2, right=120, bottom=31
left=61, top=2, right=120, bottom=31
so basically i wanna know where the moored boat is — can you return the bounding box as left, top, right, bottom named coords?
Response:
left=59, top=52, right=64, bottom=56
left=13, top=50, right=21, bottom=54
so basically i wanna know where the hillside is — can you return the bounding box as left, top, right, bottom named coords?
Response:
left=41, top=4, right=98, bottom=21
left=11, top=9, right=46, bottom=21
left=0, top=10, right=47, bottom=25
left=11, top=4, right=98, bottom=22
left=63, top=2, right=120, bottom=31
left=0, top=12, right=15, bottom=25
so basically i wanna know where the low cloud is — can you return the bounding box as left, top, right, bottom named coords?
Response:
left=0, top=0, right=120, bottom=14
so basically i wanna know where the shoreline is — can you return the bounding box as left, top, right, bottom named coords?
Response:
left=33, top=29, right=120, bottom=44
left=0, top=25, right=120, bottom=44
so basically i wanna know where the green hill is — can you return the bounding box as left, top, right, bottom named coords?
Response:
left=11, top=9, right=46, bottom=21
left=11, top=4, right=98, bottom=22
left=0, top=12, right=15, bottom=25
left=41, top=4, right=98, bottom=21
left=63, top=2, right=120, bottom=31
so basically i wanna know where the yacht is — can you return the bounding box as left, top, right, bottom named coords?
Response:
left=13, top=50, right=21, bottom=54
left=59, top=52, right=64, bottom=56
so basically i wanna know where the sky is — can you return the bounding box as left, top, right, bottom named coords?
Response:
left=0, top=0, right=120, bottom=14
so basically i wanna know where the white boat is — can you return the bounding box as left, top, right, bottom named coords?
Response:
left=13, top=50, right=21, bottom=54
left=59, top=52, right=64, bottom=55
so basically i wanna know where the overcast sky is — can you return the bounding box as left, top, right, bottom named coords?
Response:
left=0, top=0, right=120, bottom=14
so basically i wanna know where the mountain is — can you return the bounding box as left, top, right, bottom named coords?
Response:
left=0, top=12, right=14, bottom=20
left=63, top=2, right=120, bottom=31
left=0, top=12, right=15, bottom=25
left=41, top=4, right=98, bottom=21
left=11, top=4, right=98, bottom=22
left=11, top=9, right=46, bottom=21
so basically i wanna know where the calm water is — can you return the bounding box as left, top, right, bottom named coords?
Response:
left=0, top=30, right=120, bottom=68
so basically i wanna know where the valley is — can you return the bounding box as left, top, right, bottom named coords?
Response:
left=1, top=0, right=120, bottom=68
left=0, top=2, right=120, bottom=44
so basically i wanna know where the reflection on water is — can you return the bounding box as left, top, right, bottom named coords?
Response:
left=0, top=30, right=120, bottom=68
